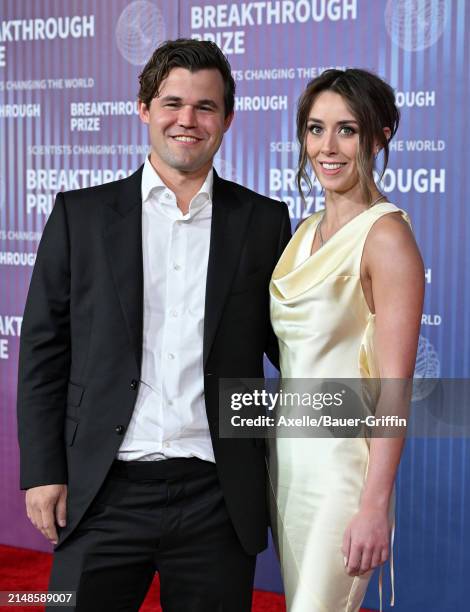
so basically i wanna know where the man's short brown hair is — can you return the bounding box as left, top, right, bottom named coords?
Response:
left=138, top=38, right=235, bottom=117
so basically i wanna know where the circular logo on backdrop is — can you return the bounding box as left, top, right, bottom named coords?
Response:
left=412, top=335, right=441, bottom=401
left=385, top=0, right=449, bottom=52
left=116, top=1, right=166, bottom=66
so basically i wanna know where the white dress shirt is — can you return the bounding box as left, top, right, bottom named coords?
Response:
left=118, top=157, right=215, bottom=462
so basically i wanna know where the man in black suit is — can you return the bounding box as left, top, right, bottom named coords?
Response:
left=17, top=39, right=291, bottom=611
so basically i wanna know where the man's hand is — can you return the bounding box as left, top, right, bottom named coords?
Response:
left=25, top=484, right=67, bottom=545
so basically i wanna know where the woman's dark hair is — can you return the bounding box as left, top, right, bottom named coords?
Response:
left=296, top=68, right=400, bottom=203
left=138, top=38, right=235, bottom=118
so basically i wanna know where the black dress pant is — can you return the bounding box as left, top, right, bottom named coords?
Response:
left=48, top=459, right=256, bottom=611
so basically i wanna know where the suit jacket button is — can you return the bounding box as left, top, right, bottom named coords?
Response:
left=130, top=379, right=138, bottom=390
left=115, top=425, right=125, bottom=435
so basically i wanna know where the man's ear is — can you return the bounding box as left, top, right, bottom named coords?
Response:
left=138, top=100, right=150, bottom=125
left=224, top=111, right=234, bottom=133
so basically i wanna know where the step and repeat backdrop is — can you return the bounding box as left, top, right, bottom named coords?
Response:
left=1, top=1, right=468, bottom=609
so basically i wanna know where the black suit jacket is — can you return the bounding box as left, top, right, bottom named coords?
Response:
left=17, top=166, right=291, bottom=555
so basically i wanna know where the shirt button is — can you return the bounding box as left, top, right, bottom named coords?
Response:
left=163, top=442, right=170, bottom=448
left=173, top=263, right=181, bottom=271
left=170, top=310, right=178, bottom=318
left=168, top=400, right=173, bottom=406
left=130, top=379, right=138, bottom=390
left=168, top=353, right=175, bottom=360
left=115, top=425, right=125, bottom=435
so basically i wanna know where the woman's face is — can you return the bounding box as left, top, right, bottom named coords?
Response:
left=306, top=90, right=362, bottom=196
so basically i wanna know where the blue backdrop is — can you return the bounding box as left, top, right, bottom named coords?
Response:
left=1, top=1, right=469, bottom=609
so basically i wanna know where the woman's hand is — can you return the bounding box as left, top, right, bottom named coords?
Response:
left=342, top=507, right=390, bottom=576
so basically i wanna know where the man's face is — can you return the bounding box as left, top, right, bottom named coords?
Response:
left=139, top=67, right=233, bottom=177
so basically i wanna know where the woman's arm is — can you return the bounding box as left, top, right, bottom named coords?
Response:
left=343, top=212, right=424, bottom=576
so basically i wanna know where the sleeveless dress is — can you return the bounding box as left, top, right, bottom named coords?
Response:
left=268, top=202, right=408, bottom=612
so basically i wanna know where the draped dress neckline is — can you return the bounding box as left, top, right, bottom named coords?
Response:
left=271, top=202, right=402, bottom=301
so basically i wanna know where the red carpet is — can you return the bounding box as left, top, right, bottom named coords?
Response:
left=0, top=545, right=375, bottom=611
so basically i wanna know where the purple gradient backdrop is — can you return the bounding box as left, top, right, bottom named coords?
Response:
left=1, top=1, right=469, bottom=609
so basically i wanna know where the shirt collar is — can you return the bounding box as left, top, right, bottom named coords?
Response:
left=141, top=156, right=214, bottom=215
left=141, top=156, right=166, bottom=203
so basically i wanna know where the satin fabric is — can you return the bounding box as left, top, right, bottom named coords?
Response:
left=269, top=203, right=408, bottom=612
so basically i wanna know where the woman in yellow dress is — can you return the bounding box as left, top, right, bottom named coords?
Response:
left=269, top=69, right=424, bottom=611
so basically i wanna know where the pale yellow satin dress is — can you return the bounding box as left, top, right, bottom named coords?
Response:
left=269, top=203, right=407, bottom=612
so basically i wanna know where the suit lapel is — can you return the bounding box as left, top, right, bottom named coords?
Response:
left=102, top=167, right=254, bottom=371
left=103, top=166, right=144, bottom=370
left=203, top=173, right=254, bottom=367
